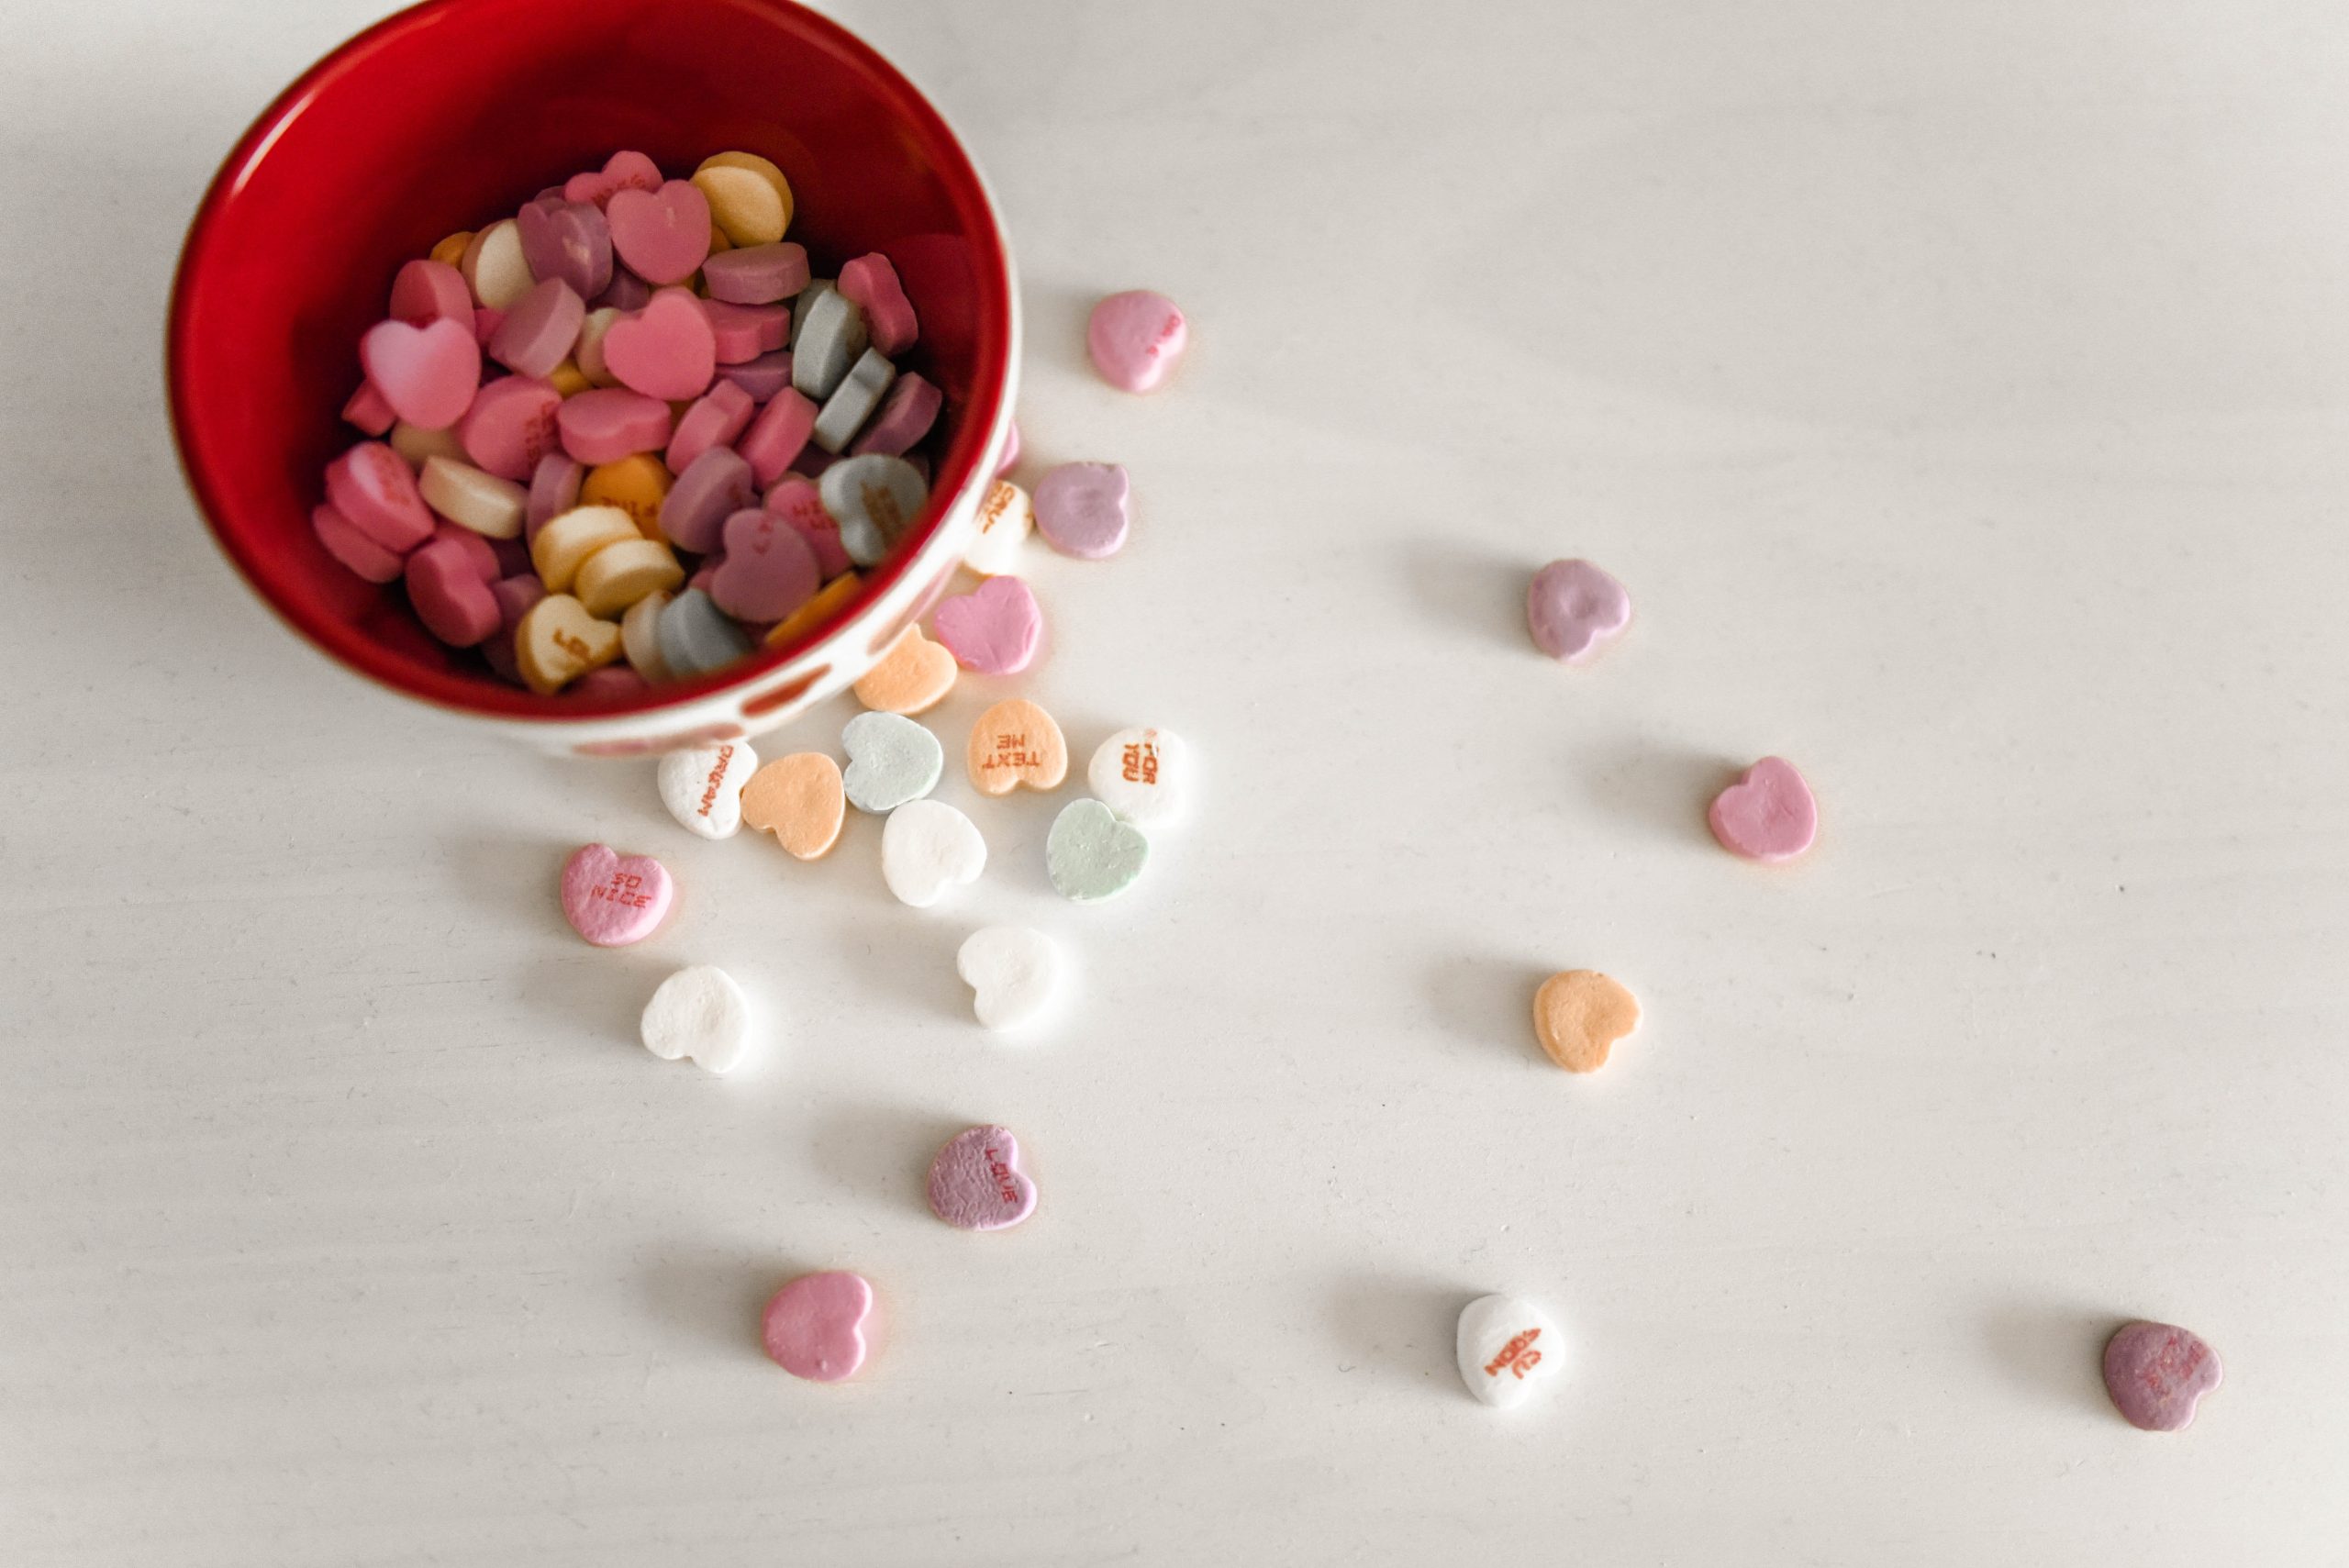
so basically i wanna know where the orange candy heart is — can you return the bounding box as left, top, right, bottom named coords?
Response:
left=853, top=626, right=957, bottom=715
left=740, top=752, right=846, bottom=860
left=1531, top=971, right=1641, bottom=1073
left=966, top=698, right=1067, bottom=795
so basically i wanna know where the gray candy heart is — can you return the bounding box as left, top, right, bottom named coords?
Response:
left=820, top=453, right=929, bottom=567
left=656, top=587, right=752, bottom=677
left=841, top=711, right=943, bottom=814
left=791, top=284, right=869, bottom=401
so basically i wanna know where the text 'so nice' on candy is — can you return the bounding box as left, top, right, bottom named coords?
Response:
left=1087, top=290, right=1186, bottom=393
left=881, top=798, right=986, bottom=908
left=966, top=699, right=1067, bottom=796
left=1531, top=971, right=1641, bottom=1073
left=957, top=927, right=1061, bottom=1031
left=926, top=1126, right=1037, bottom=1231
left=656, top=740, right=758, bottom=840
left=639, top=964, right=752, bottom=1074
left=841, top=712, right=944, bottom=816
left=2103, top=1321, right=2223, bottom=1432
left=1046, top=799, right=1149, bottom=903
left=739, top=753, right=846, bottom=861
left=1526, top=559, right=1631, bottom=665
left=763, top=1271, right=873, bottom=1383
left=1086, top=727, right=1187, bottom=829
left=1456, top=1295, right=1564, bottom=1410
left=1709, top=757, right=1819, bottom=863
left=559, top=843, right=674, bottom=947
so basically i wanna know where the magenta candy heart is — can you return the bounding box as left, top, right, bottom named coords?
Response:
left=358, top=317, right=480, bottom=430
left=703, top=299, right=790, bottom=364
left=762, top=1271, right=872, bottom=1383
left=764, top=479, right=850, bottom=575
left=703, top=241, right=810, bottom=305
left=607, top=179, right=711, bottom=286
left=557, top=388, right=672, bottom=466
left=424, top=519, right=499, bottom=583
left=562, top=150, right=662, bottom=208
left=526, top=452, right=584, bottom=539
left=2103, top=1321, right=2223, bottom=1432
left=387, top=258, right=473, bottom=327
left=847, top=373, right=941, bottom=458
left=664, top=381, right=756, bottom=476
left=931, top=575, right=1042, bottom=674
left=838, top=252, right=918, bottom=356
left=659, top=446, right=758, bottom=554
left=404, top=537, right=500, bottom=647
left=559, top=843, right=674, bottom=947
left=516, top=196, right=613, bottom=302
left=1708, top=757, right=1819, bottom=863
left=596, top=266, right=654, bottom=312
left=717, top=348, right=795, bottom=402
left=1527, top=558, right=1631, bottom=664
left=488, top=279, right=586, bottom=380
left=925, top=1125, right=1038, bottom=1231
left=708, top=509, right=819, bottom=622
left=1032, top=462, right=1130, bottom=560
left=457, top=377, right=563, bottom=481
left=602, top=287, right=718, bottom=401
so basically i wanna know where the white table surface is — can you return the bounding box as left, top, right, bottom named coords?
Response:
left=8, top=0, right=2349, bottom=1561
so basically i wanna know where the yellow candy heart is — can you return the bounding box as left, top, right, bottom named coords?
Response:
left=852, top=626, right=957, bottom=715
left=532, top=505, right=640, bottom=593
left=517, top=594, right=623, bottom=695
left=740, top=752, right=845, bottom=860
left=693, top=150, right=794, bottom=246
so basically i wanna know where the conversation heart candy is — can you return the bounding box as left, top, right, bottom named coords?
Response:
left=765, top=480, right=848, bottom=571
left=852, top=626, right=956, bottom=715
left=708, top=509, right=818, bottom=623
left=703, top=299, right=791, bottom=364
left=580, top=451, right=672, bottom=540
left=359, top=317, right=480, bottom=430
left=841, top=711, right=943, bottom=814
left=1046, top=799, right=1148, bottom=903
left=1087, top=289, right=1186, bottom=393
left=341, top=379, right=395, bottom=437
left=657, top=740, right=758, bottom=840
left=763, top=1271, right=871, bottom=1382
left=530, top=504, right=640, bottom=593
left=418, top=455, right=526, bottom=539
left=931, top=575, right=1042, bottom=675
left=837, top=252, right=918, bottom=356
left=661, top=446, right=759, bottom=554
left=559, top=842, right=673, bottom=947
left=1086, top=727, right=1188, bottom=828
left=487, top=278, right=587, bottom=381
left=515, top=196, right=613, bottom=302
left=1527, top=559, right=1631, bottom=664
left=956, top=927, right=1061, bottom=1031
left=963, top=480, right=1033, bottom=575
left=881, top=798, right=985, bottom=907
left=740, top=752, right=846, bottom=860
left=1456, top=1295, right=1564, bottom=1410
left=458, top=376, right=563, bottom=480
left=848, top=372, right=941, bottom=458
left=738, top=386, right=818, bottom=484
left=820, top=453, right=929, bottom=566
left=387, top=257, right=473, bottom=327
left=1033, top=462, right=1130, bottom=560
left=563, top=150, right=662, bottom=207
left=461, top=217, right=535, bottom=309
left=517, top=594, right=622, bottom=693
left=606, top=179, right=712, bottom=285
left=639, top=963, right=752, bottom=1074
left=665, top=380, right=756, bottom=475
left=388, top=417, right=467, bottom=471
left=525, top=452, right=584, bottom=539
left=693, top=150, right=794, bottom=246
left=810, top=346, right=896, bottom=453
left=558, top=387, right=672, bottom=465
left=619, top=589, right=670, bottom=680
left=2104, top=1322, right=2223, bottom=1432
left=1532, top=971, right=1641, bottom=1073
left=575, top=538, right=684, bottom=618
left=1709, top=757, right=1819, bottom=863
left=967, top=699, right=1067, bottom=795
left=325, top=440, right=435, bottom=553
left=601, top=287, right=718, bottom=402
left=311, top=501, right=404, bottom=583
left=703, top=240, right=811, bottom=305
left=718, top=347, right=796, bottom=402
left=404, top=538, right=500, bottom=646
left=763, top=571, right=860, bottom=649
left=926, top=1125, right=1036, bottom=1231
left=656, top=587, right=753, bottom=678
left=791, top=285, right=869, bottom=400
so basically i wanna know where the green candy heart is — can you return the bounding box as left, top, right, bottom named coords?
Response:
left=1046, top=798, right=1149, bottom=902
left=841, top=711, right=942, bottom=815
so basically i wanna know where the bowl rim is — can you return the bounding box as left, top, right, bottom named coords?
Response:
left=164, top=0, right=1015, bottom=726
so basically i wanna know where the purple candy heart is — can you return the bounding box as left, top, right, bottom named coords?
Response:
left=517, top=197, right=613, bottom=301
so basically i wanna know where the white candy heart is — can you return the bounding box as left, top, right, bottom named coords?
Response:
left=881, top=798, right=986, bottom=907
left=1086, top=726, right=1188, bottom=828
left=656, top=740, right=759, bottom=840
left=963, top=479, right=1033, bottom=575
left=640, top=964, right=753, bottom=1074
left=1455, top=1294, right=1564, bottom=1410
left=955, top=927, right=1061, bottom=1031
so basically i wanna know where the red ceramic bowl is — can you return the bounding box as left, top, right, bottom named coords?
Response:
left=169, top=0, right=1016, bottom=751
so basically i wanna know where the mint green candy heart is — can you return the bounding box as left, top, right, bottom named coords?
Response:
left=841, top=711, right=942, bottom=814
left=1046, top=798, right=1149, bottom=902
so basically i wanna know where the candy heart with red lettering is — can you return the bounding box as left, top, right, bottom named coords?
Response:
left=656, top=740, right=759, bottom=840
left=559, top=843, right=674, bottom=947
left=926, top=1125, right=1038, bottom=1231
left=1456, top=1294, right=1564, bottom=1410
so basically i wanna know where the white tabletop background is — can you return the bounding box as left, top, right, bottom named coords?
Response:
left=7, top=0, right=2349, bottom=1561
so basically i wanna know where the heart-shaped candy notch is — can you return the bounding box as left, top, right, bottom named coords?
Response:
left=763, top=1271, right=873, bottom=1383
left=1033, top=462, right=1131, bottom=560
left=853, top=626, right=957, bottom=715
left=841, top=712, right=943, bottom=815
left=880, top=798, right=985, bottom=908
left=605, top=178, right=713, bottom=285
left=601, top=287, right=718, bottom=402
left=1046, top=799, right=1149, bottom=903
left=1708, top=756, right=1818, bottom=863
left=957, top=927, right=1061, bottom=1031
left=1456, top=1294, right=1564, bottom=1410
left=360, top=317, right=480, bottom=430
left=926, top=1125, right=1038, bottom=1232
left=931, top=575, right=1043, bottom=675
left=1086, top=727, right=1188, bottom=829
left=1532, top=970, right=1640, bottom=1073
left=2103, top=1321, right=2223, bottom=1432
left=639, top=964, right=751, bottom=1074
left=1526, top=558, right=1631, bottom=664
left=966, top=698, right=1067, bottom=796
left=656, top=740, right=759, bottom=840
left=740, top=753, right=847, bottom=860
left=559, top=843, right=673, bottom=947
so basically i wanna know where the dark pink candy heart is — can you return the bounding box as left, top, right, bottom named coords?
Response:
left=601, top=287, right=718, bottom=402
left=708, top=508, right=819, bottom=622
left=404, top=538, right=500, bottom=647
left=358, top=317, right=480, bottom=430
left=323, top=440, right=434, bottom=553
left=607, top=179, right=711, bottom=285
left=516, top=197, right=613, bottom=301
left=386, top=258, right=473, bottom=326
left=458, top=377, right=564, bottom=481
left=562, top=150, right=663, bottom=207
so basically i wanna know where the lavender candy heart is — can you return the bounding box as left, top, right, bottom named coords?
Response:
left=655, top=587, right=753, bottom=677
left=820, top=453, right=929, bottom=567
left=660, top=447, right=759, bottom=554
left=2103, top=1321, right=2224, bottom=1432
left=716, top=349, right=795, bottom=403
left=704, top=241, right=812, bottom=306
left=517, top=197, right=614, bottom=302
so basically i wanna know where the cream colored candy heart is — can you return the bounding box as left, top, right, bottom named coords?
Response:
left=532, top=505, right=641, bottom=593
left=640, top=963, right=753, bottom=1074
left=881, top=798, right=985, bottom=907
left=967, top=698, right=1067, bottom=795
left=517, top=594, right=622, bottom=693
left=739, top=752, right=846, bottom=860
left=574, top=537, right=684, bottom=617
left=1086, top=726, right=1188, bottom=828
left=1456, top=1294, right=1564, bottom=1410
left=956, top=927, right=1061, bottom=1031
left=963, top=480, right=1033, bottom=575
left=462, top=217, right=535, bottom=310
left=657, top=740, right=759, bottom=840
left=417, top=455, right=526, bottom=539
left=852, top=625, right=956, bottom=715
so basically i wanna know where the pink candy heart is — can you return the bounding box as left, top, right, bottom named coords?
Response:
left=2103, top=1321, right=2224, bottom=1432
left=458, top=376, right=564, bottom=481
left=559, top=843, right=674, bottom=946
left=926, top=1125, right=1038, bottom=1231
left=1086, top=289, right=1186, bottom=393
left=763, top=1271, right=873, bottom=1383
left=931, top=574, right=1042, bottom=674
left=606, top=179, right=712, bottom=286
left=1526, top=558, right=1631, bottom=664
left=404, top=537, right=500, bottom=648
left=515, top=197, right=613, bottom=303
left=601, top=287, right=718, bottom=402
left=1708, top=757, right=1819, bottom=863
left=1032, top=462, right=1130, bottom=560
left=707, top=508, right=819, bottom=622
left=562, top=149, right=663, bottom=208
left=358, top=317, right=480, bottom=430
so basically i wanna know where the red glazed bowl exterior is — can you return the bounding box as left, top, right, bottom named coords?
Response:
left=168, top=0, right=1017, bottom=754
